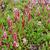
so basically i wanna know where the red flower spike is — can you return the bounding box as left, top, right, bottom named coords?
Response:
left=0, top=41, right=2, bottom=46
left=28, top=13, right=32, bottom=21
left=7, top=16, right=13, bottom=27
left=13, top=32, right=17, bottom=41
left=22, top=15, right=25, bottom=28
left=8, top=27, right=13, bottom=34
left=2, top=25, right=5, bottom=31
left=24, top=6, right=29, bottom=16
left=13, top=8, right=20, bottom=22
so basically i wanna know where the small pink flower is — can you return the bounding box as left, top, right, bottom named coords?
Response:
left=46, top=4, right=50, bottom=10
left=6, top=43, right=10, bottom=48
left=38, top=0, right=41, bottom=4
left=45, top=0, right=50, bottom=4
left=13, top=32, right=17, bottom=41
left=13, top=41, right=19, bottom=47
left=2, top=48, right=4, bottom=50
left=48, top=19, right=50, bottom=23
left=32, top=0, right=36, bottom=5
left=41, top=0, right=45, bottom=4
left=13, top=8, right=20, bottom=21
left=0, top=41, right=2, bottom=46
left=48, top=13, right=50, bottom=17
left=7, top=16, right=13, bottom=27
left=47, top=7, right=50, bottom=10
left=3, top=31, right=7, bottom=39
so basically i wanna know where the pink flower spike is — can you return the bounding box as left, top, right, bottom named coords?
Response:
left=13, top=41, right=19, bottom=47
left=3, top=31, right=7, bottom=39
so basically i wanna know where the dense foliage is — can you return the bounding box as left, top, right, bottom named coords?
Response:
left=0, top=0, right=50, bottom=50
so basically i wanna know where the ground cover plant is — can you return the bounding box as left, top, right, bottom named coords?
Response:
left=0, top=0, right=50, bottom=50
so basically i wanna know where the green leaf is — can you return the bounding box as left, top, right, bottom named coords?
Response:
left=3, top=39, right=7, bottom=44
left=3, top=45, right=7, bottom=50
left=10, top=44, right=13, bottom=49
left=48, top=23, right=50, bottom=30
